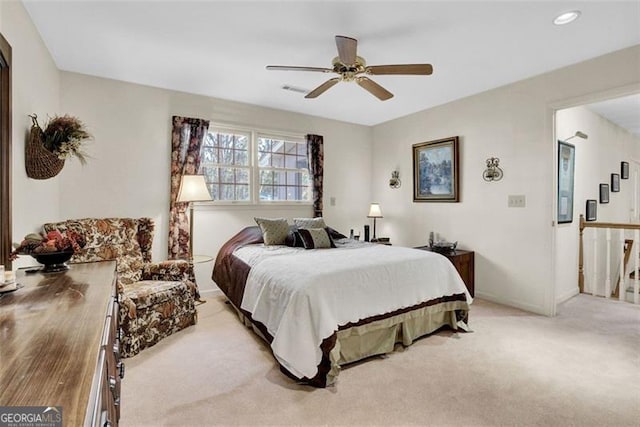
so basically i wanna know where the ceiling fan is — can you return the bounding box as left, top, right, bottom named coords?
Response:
left=266, top=35, right=433, bottom=101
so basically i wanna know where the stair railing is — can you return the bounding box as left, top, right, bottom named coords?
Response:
left=578, top=215, right=640, bottom=304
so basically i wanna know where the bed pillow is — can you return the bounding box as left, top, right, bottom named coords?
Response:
left=293, top=217, right=327, bottom=229
left=254, top=217, right=289, bottom=245
left=297, top=228, right=336, bottom=249
left=285, top=229, right=305, bottom=248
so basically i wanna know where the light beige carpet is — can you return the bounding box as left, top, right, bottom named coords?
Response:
left=120, top=294, right=639, bottom=426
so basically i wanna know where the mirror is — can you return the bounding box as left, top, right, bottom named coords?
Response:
left=0, top=33, right=11, bottom=268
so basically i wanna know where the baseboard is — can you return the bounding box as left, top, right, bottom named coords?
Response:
left=475, top=290, right=548, bottom=316
left=199, top=288, right=223, bottom=296
left=555, top=287, right=579, bottom=305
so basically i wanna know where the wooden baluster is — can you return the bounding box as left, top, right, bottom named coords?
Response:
left=605, top=228, right=611, bottom=298
left=592, top=230, right=598, bottom=296
left=578, top=215, right=585, bottom=293
left=619, top=230, right=625, bottom=301
left=635, top=230, right=639, bottom=304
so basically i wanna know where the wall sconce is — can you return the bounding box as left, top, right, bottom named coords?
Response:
left=563, top=131, right=588, bottom=142
left=483, top=157, right=503, bottom=182
left=389, top=170, right=401, bottom=188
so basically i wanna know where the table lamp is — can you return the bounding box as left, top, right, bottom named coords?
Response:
left=367, top=203, right=383, bottom=242
left=177, top=174, right=212, bottom=260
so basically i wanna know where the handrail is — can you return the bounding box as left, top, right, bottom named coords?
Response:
left=580, top=217, right=640, bottom=231
left=578, top=214, right=638, bottom=295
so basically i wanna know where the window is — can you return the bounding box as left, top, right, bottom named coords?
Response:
left=199, top=126, right=311, bottom=204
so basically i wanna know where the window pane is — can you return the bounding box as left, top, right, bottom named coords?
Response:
left=259, top=185, right=273, bottom=201
left=258, top=138, right=271, bottom=152
left=297, top=143, right=307, bottom=156
left=220, top=184, right=235, bottom=200
left=274, top=186, right=287, bottom=201
left=234, top=149, right=248, bottom=166
left=285, top=142, right=297, bottom=154
left=260, top=170, right=273, bottom=185
left=220, top=168, right=234, bottom=183
left=201, top=166, right=217, bottom=182
left=271, top=154, right=285, bottom=168
left=235, top=136, right=248, bottom=150
left=236, top=185, right=249, bottom=201
left=272, top=140, right=285, bottom=153
left=286, top=186, right=298, bottom=200
left=286, top=171, right=301, bottom=185
left=272, top=170, right=286, bottom=185
left=208, top=184, right=219, bottom=200
left=285, top=155, right=298, bottom=169
left=202, top=147, right=217, bottom=163
left=258, top=152, right=271, bottom=167
left=297, top=156, right=308, bottom=169
left=236, top=169, right=249, bottom=184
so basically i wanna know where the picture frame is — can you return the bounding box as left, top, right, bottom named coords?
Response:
left=621, top=161, right=629, bottom=180
left=585, top=199, right=597, bottom=221
left=413, top=136, right=459, bottom=202
left=611, top=173, right=620, bottom=192
left=599, top=183, right=609, bottom=204
left=557, top=141, right=575, bottom=224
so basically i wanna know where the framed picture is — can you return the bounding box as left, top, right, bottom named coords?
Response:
left=611, top=173, right=620, bottom=192
left=557, top=141, right=575, bottom=224
left=621, top=161, right=629, bottom=179
left=599, top=183, right=609, bottom=204
left=585, top=199, right=597, bottom=221
left=413, top=136, right=459, bottom=202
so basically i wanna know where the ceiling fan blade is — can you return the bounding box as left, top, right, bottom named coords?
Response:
left=266, top=65, right=333, bottom=73
left=335, top=35, right=357, bottom=65
left=356, top=77, right=393, bottom=101
left=305, top=78, right=341, bottom=99
left=366, top=64, right=433, bottom=75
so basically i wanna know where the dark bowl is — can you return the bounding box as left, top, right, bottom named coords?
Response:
left=31, top=250, right=74, bottom=273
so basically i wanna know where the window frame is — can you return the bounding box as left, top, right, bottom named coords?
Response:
left=199, top=124, right=312, bottom=206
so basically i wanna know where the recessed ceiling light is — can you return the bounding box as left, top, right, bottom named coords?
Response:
left=553, top=10, right=581, bottom=25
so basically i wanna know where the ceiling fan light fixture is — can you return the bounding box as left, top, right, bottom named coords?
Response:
left=553, top=10, right=581, bottom=25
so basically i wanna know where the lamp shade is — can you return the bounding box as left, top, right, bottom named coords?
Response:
left=177, top=175, right=212, bottom=202
left=367, top=203, right=383, bottom=218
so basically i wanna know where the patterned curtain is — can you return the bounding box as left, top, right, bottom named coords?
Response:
left=168, top=116, right=210, bottom=259
left=306, top=134, right=324, bottom=218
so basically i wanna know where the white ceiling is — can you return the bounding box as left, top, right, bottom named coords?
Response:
left=23, top=1, right=640, bottom=127
left=586, top=94, right=640, bottom=137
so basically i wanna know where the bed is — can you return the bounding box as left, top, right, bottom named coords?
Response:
left=212, top=225, right=472, bottom=387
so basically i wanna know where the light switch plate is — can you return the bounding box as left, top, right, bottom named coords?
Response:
left=508, top=195, right=526, bottom=208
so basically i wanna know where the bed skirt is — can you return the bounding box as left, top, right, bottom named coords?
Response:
left=227, top=299, right=470, bottom=387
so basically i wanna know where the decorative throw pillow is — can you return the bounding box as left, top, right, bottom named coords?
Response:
left=293, top=217, right=327, bottom=229
left=297, top=228, right=336, bottom=249
left=285, top=230, right=305, bottom=248
left=254, top=217, right=289, bottom=245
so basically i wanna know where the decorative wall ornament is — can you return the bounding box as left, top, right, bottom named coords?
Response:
left=482, top=157, right=503, bottom=182
left=389, top=170, right=401, bottom=188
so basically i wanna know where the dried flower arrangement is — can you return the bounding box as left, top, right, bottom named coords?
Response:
left=10, top=230, right=86, bottom=261
left=40, top=115, right=93, bottom=164
left=28, top=114, right=93, bottom=165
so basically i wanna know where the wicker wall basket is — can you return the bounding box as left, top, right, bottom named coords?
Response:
left=25, top=117, right=64, bottom=180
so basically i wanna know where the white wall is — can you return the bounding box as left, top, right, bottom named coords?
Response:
left=1, top=1, right=60, bottom=269
left=371, top=45, right=640, bottom=315
left=58, top=72, right=372, bottom=291
left=555, top=105, right=640, bottom=301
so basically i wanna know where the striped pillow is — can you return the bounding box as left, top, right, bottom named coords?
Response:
left=297, top=228, right=336, bottom=249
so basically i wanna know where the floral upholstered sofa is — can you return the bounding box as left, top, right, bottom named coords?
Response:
left=43, top=217, right=198, bottom=357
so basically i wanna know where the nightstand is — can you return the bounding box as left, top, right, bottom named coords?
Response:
left=414, top=246, right=475, bottom=297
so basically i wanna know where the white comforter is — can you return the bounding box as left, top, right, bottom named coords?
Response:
left=236, top=240, right=472, bottom=379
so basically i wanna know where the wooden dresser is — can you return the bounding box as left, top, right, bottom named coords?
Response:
left=0, top=261, right=123, bottom=426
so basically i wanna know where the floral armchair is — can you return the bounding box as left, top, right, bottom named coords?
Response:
left=43, top=217, right=198, bottom=357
